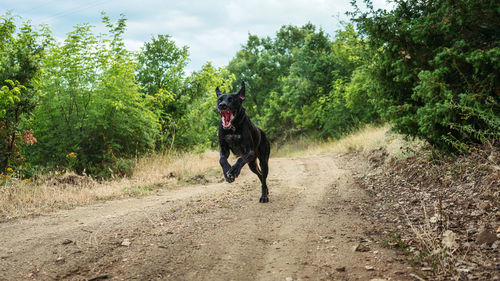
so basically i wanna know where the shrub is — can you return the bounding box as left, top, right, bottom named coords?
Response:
left=352, top=0, right=500, bottom=152
left=28, top=15, right=159, bottom=177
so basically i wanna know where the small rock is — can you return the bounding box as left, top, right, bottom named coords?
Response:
left=478, top=201, right=491, bottom=211
left=442, top=230, right=458, bottom=250
left=335, top=266, right=346, bottom=272
left=285, top=277, right=293, bottom=281
left=352, top=243, right=370, bottom=252
left=365, top=265, right=374, bottom=271
left=121, top=239, right=131, bottom=247
left=429, top=215, right=439, bottom=223
left=421, top=267, right=432, bottom=271
left=62, top=239, right=73, bottom=245
left=496, top=226, right=500, bottom=233
left=56, top=256, right=64, bottom=262
left=476, top=228, right=498, bottom=245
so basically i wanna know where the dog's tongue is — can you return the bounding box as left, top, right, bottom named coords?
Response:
left=220, top=110, right=233, bottom=128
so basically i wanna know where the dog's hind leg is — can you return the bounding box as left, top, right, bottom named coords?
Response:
left=258, top=157, right=269, bottom=203
left=248, top=160, right=268, bottom=203
left=257, top=135, right=270, bottom=203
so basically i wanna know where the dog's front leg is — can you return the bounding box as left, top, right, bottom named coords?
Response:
left=227, top=150, right=256, bottom=180
left=219, top=145, right=234, bottom=183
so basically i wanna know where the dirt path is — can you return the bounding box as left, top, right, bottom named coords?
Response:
left=0, top=154, right=412, bottom=280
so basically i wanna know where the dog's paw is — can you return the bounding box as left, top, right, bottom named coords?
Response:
left=227, top=166, right=241, bottom=179
left=225, top=176, right=235, bottom=183
left=259, top=196, right=269, bottom=203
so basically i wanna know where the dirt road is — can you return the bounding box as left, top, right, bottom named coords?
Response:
left=0, top=154, right=412, bottom=280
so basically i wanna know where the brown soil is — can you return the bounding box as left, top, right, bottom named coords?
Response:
left=0, top=154, right=414, bottom=281
left=357, top=146, right=500, bottom=280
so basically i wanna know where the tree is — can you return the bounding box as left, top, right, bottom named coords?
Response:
left=316, top=24, right=380, bottom=139
left=229, top=23, right=379, bottom=141
left=351, top=0, right=500, bottom=151
left=178, top=62, right=235, bottom=150
left=136, top=35, right=189, bottom=149
left=272, top=28, right=336, bottom=137
left=228, top=24, right=315, bottom=120
left=30, top=14, right=159, bottom=177
left=0, top=13, right=50, bottom=173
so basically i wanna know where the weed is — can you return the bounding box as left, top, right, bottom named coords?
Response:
left=195, top=208, right=208, bottom=214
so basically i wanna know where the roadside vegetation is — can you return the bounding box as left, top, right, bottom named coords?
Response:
left=1, top=1, right=498, bottom=181
left=0, top=125, right=400, bottom=222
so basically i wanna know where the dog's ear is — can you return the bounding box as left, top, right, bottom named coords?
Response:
left=215, top=86, right=222, bottom=97
left=237, top=81, right=245, bottom=101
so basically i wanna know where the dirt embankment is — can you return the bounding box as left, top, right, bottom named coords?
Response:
left=0, top=154, right=415, bottom=281
left=357, top=146, right=500, bottom=280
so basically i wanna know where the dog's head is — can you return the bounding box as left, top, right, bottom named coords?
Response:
left=216, top=81, right=246, bottom=129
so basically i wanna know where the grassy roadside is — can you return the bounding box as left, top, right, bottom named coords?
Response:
left=272, top=124, right=414, bottom=158
left=0, top=124, right=407, bottom=221
left=0, top=150, right=221, bottom=221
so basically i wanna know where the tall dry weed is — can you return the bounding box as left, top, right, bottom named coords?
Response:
left=273, top=124, right=416, bottom=158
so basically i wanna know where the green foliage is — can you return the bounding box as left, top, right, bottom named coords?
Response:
left=351, top=0, right=500, bottom=152
left=0, top=80, right=24, bottom=119
left=6, top=0, right=497, bottom=179
left=317, top=26, right=382, bottom=139
left=29, top=14, right=159, bottom=178
left=136, top=35, right=190, bottom=149
left=179, top=62, right=235, bottom=150
left=229, top=23, right=379, bottom=142
left=228, top=24, right=316, bottom=120
left=0, top=13, right=49, bottom=173
left=137, top=34, right=189, bottom=96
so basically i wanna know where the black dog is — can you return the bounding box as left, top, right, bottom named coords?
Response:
left=216, top=81, right=271, bottom=203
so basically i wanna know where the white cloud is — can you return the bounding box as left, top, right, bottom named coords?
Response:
left=2, top=0, right=395, bottom=73
left=126, top=10, right=204, bottom=37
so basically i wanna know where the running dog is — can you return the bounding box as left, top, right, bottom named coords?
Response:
left=216, top=82, right=271, bottom=203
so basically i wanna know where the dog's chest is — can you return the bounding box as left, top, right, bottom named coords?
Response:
left=224, top=134, right=246, bottom=156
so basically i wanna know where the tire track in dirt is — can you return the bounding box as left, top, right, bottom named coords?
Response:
left=0, top=154, right=412, bottom=280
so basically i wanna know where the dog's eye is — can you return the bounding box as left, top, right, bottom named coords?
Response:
left=228, top=97, right=233, bottom=102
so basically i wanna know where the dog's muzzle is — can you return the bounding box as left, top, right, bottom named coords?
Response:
left=219, top=110, right=234, bottom=129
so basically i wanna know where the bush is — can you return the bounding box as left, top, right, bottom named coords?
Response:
left=352, top=0, right=500, bottom=152
left=0, top=13, right=49, bottom=173
left=28, top=15, right=159, bottom=177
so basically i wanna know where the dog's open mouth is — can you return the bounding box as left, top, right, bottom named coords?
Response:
left=219, top=110, right=234, bottom=128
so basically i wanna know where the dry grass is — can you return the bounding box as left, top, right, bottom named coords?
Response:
left=272, top=124, right=415, bottom=158
left=0, top=150, right=220, bottom=221
left=133, top=150, right=220, bottom=184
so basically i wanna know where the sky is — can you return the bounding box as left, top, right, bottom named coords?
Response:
left=2, top=0, right=393, bottom=73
